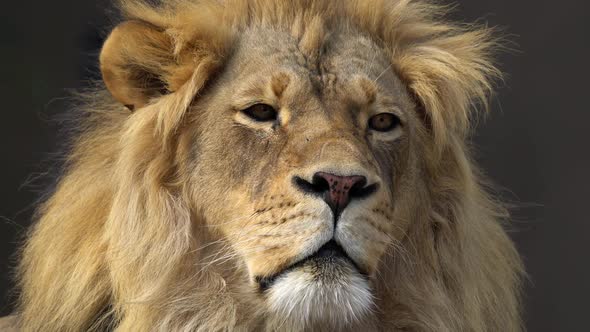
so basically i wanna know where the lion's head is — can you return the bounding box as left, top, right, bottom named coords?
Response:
left=15, top=1, right=523, bottom=331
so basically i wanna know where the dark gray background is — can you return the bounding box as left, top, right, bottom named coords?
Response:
left=3, top=1, right=589, bottom=331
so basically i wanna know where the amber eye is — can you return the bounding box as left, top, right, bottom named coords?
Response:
left=242, top=104, right=278, bottom=122
left=368, top=113, right=400, bottom=132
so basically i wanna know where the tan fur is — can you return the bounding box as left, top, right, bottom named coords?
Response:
left=14, top=1, right=523, bottom=331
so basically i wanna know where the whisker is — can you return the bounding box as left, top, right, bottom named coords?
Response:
left=373, top=63, right=392, bottom=83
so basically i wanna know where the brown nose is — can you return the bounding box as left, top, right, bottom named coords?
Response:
left=294, top=172, right=378, bottom=220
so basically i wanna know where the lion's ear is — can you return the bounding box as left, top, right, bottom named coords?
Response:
left=100, top=21, right=177, bottom=110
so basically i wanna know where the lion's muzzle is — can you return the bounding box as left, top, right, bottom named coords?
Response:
left=255, top=239, right=367, bottom=292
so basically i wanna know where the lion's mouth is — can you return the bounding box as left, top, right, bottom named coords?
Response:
left=256, top=240, right=367, bottom=291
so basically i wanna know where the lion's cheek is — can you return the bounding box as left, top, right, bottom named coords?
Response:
left=244, top=246, right=304, bottom=280
left=239, top=223, right=334, bottom=280
left=334, top=205, right=397, bottom=275
left=335, top=230, right=389, bottom=276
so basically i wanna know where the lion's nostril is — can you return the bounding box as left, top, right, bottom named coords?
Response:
left=293, top=172, right=378, bottom=220
left=311, top=173, right=331, bottom=192
left=294, top=176, right=325, bottom=194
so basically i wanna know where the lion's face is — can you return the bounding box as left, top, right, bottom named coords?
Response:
left=186, top=27, right=421, bottom=325
left=17, top=2, right=522, bottom=331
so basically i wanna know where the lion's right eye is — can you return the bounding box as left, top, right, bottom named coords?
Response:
left=241, top=104, right=278, bottom=122
left=368, top=113, right=400, bottom=132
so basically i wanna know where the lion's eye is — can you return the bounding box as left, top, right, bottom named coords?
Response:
left=242, top=104, right=278, bottom=122
left=368, top=113, right=400, bottom=132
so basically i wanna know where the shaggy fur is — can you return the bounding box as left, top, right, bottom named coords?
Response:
left=13, top=0, right=523, bottom=331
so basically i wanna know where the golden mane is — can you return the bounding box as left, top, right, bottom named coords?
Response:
left=15, top=1, right=523, bottom=331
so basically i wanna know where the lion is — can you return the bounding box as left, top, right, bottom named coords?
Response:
left=6, top=0, right=524, bottom=331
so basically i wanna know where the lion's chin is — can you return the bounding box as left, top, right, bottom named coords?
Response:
left=264, top=254, right=373, bottom=329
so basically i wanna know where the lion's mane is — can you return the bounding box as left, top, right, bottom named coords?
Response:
left=15, top=1, right=523, bottom=331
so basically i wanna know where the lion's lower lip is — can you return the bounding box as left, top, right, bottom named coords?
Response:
left=256, top=240, right=365, bottom=291
left=313, top=239, right=347, bottom=258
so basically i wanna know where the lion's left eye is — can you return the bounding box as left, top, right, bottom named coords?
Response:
left=368, top=113, right=400, bottom=132
left=242, top=104, right=278, bottom=122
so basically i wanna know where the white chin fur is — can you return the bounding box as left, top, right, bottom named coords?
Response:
left=265, top=267, right=373, bottom=329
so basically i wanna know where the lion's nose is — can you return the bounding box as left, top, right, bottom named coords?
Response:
left=293, top=172, right=378, bottom=219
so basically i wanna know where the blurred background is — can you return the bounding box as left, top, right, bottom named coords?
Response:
left=3, top=0, right=589, bottom=330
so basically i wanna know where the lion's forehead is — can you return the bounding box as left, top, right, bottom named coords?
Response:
left=228, top=26, right=402, bottom=100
